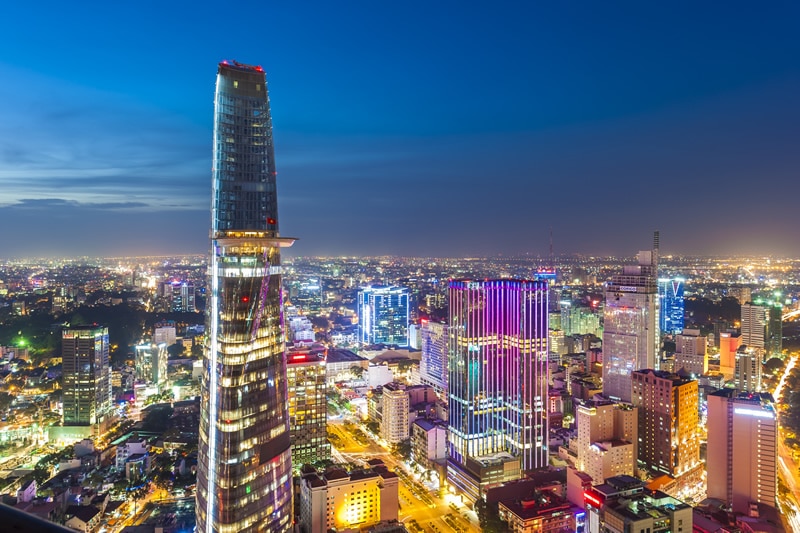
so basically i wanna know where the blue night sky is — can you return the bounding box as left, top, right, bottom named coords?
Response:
left=0, top=1, right=798, bottom=258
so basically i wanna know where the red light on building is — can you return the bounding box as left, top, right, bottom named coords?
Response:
left=267, top=218, right=276, bottom=224
left=241, top=296, right=250, bottom=303
left=584, top=491, right=603, bottom=507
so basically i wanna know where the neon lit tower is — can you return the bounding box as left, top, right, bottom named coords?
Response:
left=196, top=60, right=295, bottom=533
left=658, top=277, right=685, bottom=335
left=447, top=280, right=549, bottom=501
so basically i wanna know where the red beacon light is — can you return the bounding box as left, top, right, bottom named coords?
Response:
left=241, top=296, right=250, bottom=303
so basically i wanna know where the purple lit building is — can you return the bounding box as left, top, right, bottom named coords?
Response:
left=447, top=280, right=549, bottom=501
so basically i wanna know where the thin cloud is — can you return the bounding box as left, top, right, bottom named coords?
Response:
left=7, top=198, right=149, bottom=210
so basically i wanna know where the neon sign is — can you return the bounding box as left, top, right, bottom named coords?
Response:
left=584, top=491, right=603, bottom=507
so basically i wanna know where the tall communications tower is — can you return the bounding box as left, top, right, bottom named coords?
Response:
left=196, top=60, right=295, bottom=533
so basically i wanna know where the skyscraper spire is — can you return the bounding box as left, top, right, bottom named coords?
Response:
left=196, top=60, right=295, bottom=533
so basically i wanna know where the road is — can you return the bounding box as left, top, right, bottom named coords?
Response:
left=773, top=355, right=800, bottom=531
left=328, top=419, right=480, bottom=533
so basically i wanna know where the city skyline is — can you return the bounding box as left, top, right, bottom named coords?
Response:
left=1, top=3, right=799, bottom=259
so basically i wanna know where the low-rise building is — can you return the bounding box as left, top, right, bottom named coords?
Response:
left=116, top=438, right=148, bottom=471
left=298, top=461, right=400, bottom=533
left=64, top=504, right=102, bottom=532
left=411, top=418, right=447, bottom=470
left=498, top=489, right=582, bottom=533
left=584, top=475, right=692, bottom=533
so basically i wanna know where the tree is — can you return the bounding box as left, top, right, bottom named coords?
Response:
left=0, top=392, right=13, bottom=412
left=392, top=439, right=412, bottom=462
left=474, top=499, right=509, bottom=533
left=191, top=343, right=204, bottom=358
left=167, top=343, right=185, bottom=358
left=764, top=357, right=786, bottom=376
left=350, top=365, right=365, bottom=380
left=142, top=405, right=174, bottom=432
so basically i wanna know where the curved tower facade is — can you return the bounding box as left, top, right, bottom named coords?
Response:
left=196, top=60, right=294, bottom=533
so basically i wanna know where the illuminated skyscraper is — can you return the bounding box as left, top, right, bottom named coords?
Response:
left=447, top=280, right=549, bottom=501
left=161, top=280, right=196, bottom=312
left=357, top=285, right=410, bottom=346
left=740, top=303, right=768, bottom=350
left=196, top=60, right=295, bottom=533
left=62, top=325, right=112, bottom=431
left=134, top=342, right=168, bottom=390
left=602, top=247, right=659, bottom=402
left=631, top=370, right=702, bottom=490
left=707, top=390, right=777, bottom=512
left=658, top=278, right=685, bottom=335
left=286, top=346, right=330, bottom=469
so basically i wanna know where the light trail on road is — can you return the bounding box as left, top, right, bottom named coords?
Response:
left=774, top=355, right=798, bottom=402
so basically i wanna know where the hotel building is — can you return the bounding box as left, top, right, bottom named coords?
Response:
left=707, top=390, right=777, bottom=512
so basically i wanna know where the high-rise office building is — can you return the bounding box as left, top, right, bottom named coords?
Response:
left=134, top=343, right=168, bottom=390
left=707, top=390, right=777, bottom=513
left=447, top=279, right=549, bottom=501
left=767, top=304, right=783, bottom=357
left=673, top=329, right=707, bottom=377
left=658, top=278, right=685, bottom=335
left=196, top=60, right=295, bottom=533
left=358, top=285, right=410, bottom=346
left=631, top=370, right=701, bottom=488
left=286, top=346, right=330, bottom=470
left=161, top=280, right=196, bottom=312
left=153, top=320, right=177, bottom=346
left=381, top=382, right=411, bottom=444
left=718, top=331, right=741, bottom=377
left=62, top=325, right=112, bottom=430
left=602, top=248, right=659, bottom=402
left=572, top=400, right=638, bottom=484
left=741, top=303, right=768, bottom=351
left=420, top=320, right=448, bottom=397
left=734, top=345, right=763, bottom=392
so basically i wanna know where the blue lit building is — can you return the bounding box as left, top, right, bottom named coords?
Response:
left=420, top=320, right=448, bottom=396
left=358, top=286, right=410, bottom=346
left=659, top=278, right=685, bottom=335
left=196, top=60, right=294, bottom=533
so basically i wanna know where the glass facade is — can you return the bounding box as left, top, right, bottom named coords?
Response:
left=62, top=325, right=111, bottom=428
left=357, top=286, right=410, bottom=346
left=658, top=278, right=685, bottom=335
left=134, top=343, right=168, bottom=390
left=420, top=320, right=449, bottom=396
left=447, top=280, right=549, bottom=496
left=196, top=61, right=294, bottom=533
left=602, top=254, right=659, bottom=403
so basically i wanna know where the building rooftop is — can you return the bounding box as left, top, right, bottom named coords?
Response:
left=632, top=368, right=695, bottom=386
left=218, top=60, right=264, bottom=73
left=499, top=490, right=577, bottom=521
left=65, top=504, right=101, bottom=523
left=327, top=349, right=367, bottom=363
